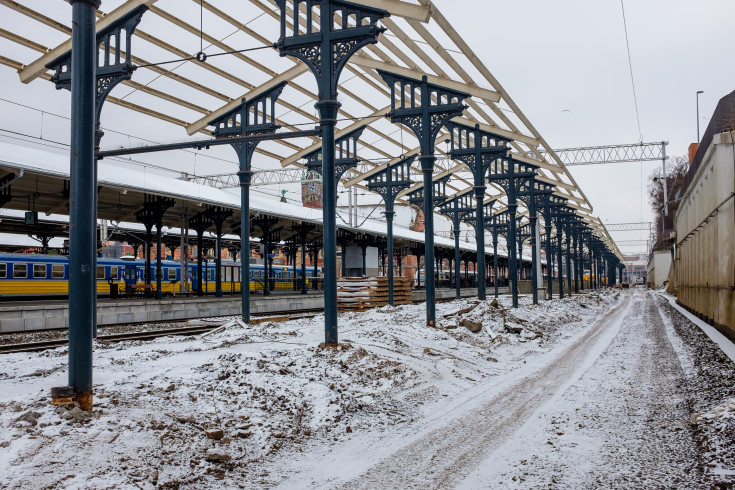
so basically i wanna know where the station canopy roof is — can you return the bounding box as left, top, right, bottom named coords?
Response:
left=0, top=0, right=622, bottom=260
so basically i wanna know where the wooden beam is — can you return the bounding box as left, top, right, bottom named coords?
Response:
left=351, top=55, right=500, bottom=103
left=360, top=0, right=431, bottom=22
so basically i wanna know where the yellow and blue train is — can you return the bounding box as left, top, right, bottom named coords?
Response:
left=0, top=252, right=321, bottom=298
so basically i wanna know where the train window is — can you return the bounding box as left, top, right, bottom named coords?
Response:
left=110, top=266, right=118, bottom=279
left=52, top=265, right=64, bottom=279
left=33, top=264, right=47, bottom=278
left=97, top=266, right=106, bottom=279
left=233, top=268, right=239, bottom=282
left=168, top=268, right=176, bottom=280
left=13, top=263, right=27, bottom=278
left=0, top=263, right=5, bottom=278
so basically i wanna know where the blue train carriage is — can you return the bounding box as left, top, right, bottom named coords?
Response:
left=119, top=256, right=184, bottom=296
left=0, top=252, right=183, bottom=298
left=188, top=260, right=241, bottom=294
left=0, top=252, right=323, bottom=298
left=0, top=252, right=73, bottom=297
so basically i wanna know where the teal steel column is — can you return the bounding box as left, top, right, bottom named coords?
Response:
left=67, top=0, right=100, bottom=412
left=507, top=204, right=519, bottom=308
left=557, top=228, right=565, bottom=299
left=386, top=210, right=395, bottom=306
left=454, top=217, right=461, bottom=300
left=318, top=99, right=340, bottom=345
left=493, top=232, right=499, bottom=298
left=301, top=235, right=308, bottom=295
left=239, top=170, right=251, bottom=322
left=530, top=211, right=539, bottom=304
left=474, top=187, right=487, bottom=300
left=421, top=156, right=437, bottom=325
left=155, top=219, right=163, bottom=299
left=565, top=224, right=573, bottom=296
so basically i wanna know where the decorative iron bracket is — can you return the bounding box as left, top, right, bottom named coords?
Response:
left=46, top=5, right=148, bottom=130
left=378, top=70, right=469, bottom=156
left=303, top=124, right=366, bottom=183
left=365, top=154, right=416, bottom=211
left=210, top=81, right=289, bottom=175
left=275, top=0, right=388, bottom=99
left=405, top=174, right=450, bottom=207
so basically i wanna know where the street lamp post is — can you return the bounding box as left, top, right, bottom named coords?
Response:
left=697, top=90, right=704, bottom=143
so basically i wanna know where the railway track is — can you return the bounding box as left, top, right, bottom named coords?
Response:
left=0, top=309, right=322, bottom=354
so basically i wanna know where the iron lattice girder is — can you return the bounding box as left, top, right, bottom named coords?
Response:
left=377, top=70, right=469, bottom=155
left=605, top=222, right=653, bottom=232
left=46, top=4, right=148, bottom=122
left=405, top=174, right=450, bottom=207
left=545, top=142, right=667, bottom=166
left=365, top=154, right=416, bottom=207
left=275, top=0, right=389, bottom=99
left=615, top=240, right=651, bottom=247
left=302, top=125, right=367, bottom=182
left=446, top=121, right=511, bottom=184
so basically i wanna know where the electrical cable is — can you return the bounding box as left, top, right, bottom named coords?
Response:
left=135, top=45, right=274, bottom=69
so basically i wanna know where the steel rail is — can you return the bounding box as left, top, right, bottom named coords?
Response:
left=0, top=308, right=324, bottom=354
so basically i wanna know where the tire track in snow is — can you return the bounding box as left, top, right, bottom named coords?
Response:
left=341, top=293, right=635, bottom=489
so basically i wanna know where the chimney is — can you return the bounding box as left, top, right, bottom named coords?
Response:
left=688, top=143, right=698, bottom=166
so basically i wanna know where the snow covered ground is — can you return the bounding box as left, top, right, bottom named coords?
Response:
left=0, top=289, right=732, bottom=488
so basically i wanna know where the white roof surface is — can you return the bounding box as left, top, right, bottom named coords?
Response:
left=0, top=141, right=540, bottom=262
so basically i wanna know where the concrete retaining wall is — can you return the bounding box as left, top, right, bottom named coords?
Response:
left=0, top=294, right=325, bottom=334
left=675, top=131, right=735, bottom=340
left=0, top=288, right=495, bottom=334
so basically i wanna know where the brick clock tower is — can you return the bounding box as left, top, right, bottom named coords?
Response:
left=301, top=170, right=323, bottom=209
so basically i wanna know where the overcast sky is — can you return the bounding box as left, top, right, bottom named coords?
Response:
left=432, top=0, right=735, bottom=247
left=2, top=0, right=734, bottom=251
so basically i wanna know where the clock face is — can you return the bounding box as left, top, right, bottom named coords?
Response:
left=308, top=182, right=318, bottom=193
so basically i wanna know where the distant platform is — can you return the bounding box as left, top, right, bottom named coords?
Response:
left=0, top=288, right=487, bottom=334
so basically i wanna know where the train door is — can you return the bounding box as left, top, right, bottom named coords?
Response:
left=124, top=264, right=138, bottom=289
